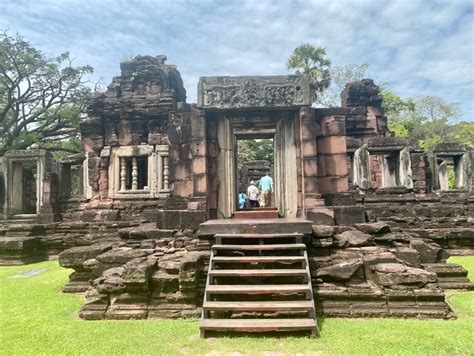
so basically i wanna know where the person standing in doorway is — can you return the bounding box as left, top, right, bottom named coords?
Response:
left=259, top=172, right=273, bottom=207
left=247, top=181, right=260, bottom=208
left=238, top=191, right=248, bottom=209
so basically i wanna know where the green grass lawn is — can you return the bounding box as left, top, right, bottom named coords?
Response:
left=1, top=257, right=473, bottom=356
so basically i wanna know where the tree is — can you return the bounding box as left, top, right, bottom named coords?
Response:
left=287, top=44, right=331, bottom=101
left=0, top=30, right=93, bottom=155
left=381, top=88, right=472, bottom=150
left=414, top=95, right=462, bottom=123
left=318, top=63, right=369, bottom=107
left=237, top=139, right=274, bottom=169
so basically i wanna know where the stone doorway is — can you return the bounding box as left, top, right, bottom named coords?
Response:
left=10, top=160, right=39, bottom=215
left=216, top=112, right=298, bottom=219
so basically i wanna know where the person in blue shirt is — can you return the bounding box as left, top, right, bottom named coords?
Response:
left=238, top=191, right=248, bottom=209
left=258, top=172, right=273, bottom=207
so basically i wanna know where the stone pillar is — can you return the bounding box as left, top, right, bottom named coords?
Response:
left=399, top=146, right=413, bottom=189
left=131, top=157, right=138, bottom=190
left=353, top=145, right=371, bottom=190
left=120, top=157, right=126, bottom=192
left=316, top=115, right=348, bottom=194
left=217, top=117, right=235, bottom=219
left=438, top=161, right=449, bottom=191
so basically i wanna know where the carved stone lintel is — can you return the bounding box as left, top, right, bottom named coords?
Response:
left=197, top=75, right=311, bottom=110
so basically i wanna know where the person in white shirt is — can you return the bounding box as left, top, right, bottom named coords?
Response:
left=247, top=181, right=260, bottom=208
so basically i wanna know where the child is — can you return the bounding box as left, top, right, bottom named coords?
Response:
left=238, top=191, right=248, bottom=209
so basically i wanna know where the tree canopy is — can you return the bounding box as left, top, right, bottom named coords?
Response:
left=0, top=30, right=93, bottom=155
left=237, top=139, right=274, bottom=170
left=382, top=89, right=473, bottom=150
left=286, top=43, right=331, bottom=100
left=318, top=63, right=369, bottom=107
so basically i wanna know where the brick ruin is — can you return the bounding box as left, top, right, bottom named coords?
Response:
left=0, top=55, right=472, bottom=323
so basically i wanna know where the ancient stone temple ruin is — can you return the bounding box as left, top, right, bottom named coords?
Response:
left=0, top=55, right=473, bottom=336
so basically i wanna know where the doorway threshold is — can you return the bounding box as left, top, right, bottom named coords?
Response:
left=198, top=218, right=312, bottom=236
left=233, top=207, right=279, bottom=219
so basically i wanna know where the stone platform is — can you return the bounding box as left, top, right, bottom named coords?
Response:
left=198, top=218, right=313, bottom=236
left=0, top=236, right=47, bottom=265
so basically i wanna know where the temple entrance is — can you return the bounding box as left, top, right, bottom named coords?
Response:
left=10, top=160, right=39, bottom=215
left=216, top=112, right=298, bottom=219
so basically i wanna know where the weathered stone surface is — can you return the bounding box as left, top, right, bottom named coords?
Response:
left=96, top=248, right=149, bottom=265
left=59, top=243, right=114, bottom=269
left=152, top=270, right=179, bottom=293
left=391, top=247, right=420, bottom=266
left=374, top=263, right=437, bottom=288
left=354, top=222, right=391, bottom=235
left=122, top=256, right=158, bottom=286
left=94, top=267, right=125, bottom=294
left=311, top=224, right=335, bottom=238
left=316, top=258, right=363, bottom=280
left=335, top=230, right=373, bottom=247
left=0, top=236, right=46, bottom=265
left=410, top=239, right=442, bottom=264
left=198, top=75, right=311, bottom=109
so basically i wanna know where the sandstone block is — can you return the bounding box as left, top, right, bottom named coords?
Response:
left=311, top=225, right=335, bottom=238
left=59, top=243, right=114, bottom=269
left=374, top=263, right=437, bottom=288
left=335, top=230, right=373, bottom=247
left=354, top=222, right=391, bottom=235
left=316, top=258, right=363, bottom=280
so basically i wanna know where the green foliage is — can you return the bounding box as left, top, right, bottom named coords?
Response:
left=237, top=139, right=274, bottom=169
left=382, top=88, right=472, bottom=150
left=0, top=30, right=93, bottom=155
left=1, top=259, right=473, bottom=355
left=287, top=43, right=331, bottom=100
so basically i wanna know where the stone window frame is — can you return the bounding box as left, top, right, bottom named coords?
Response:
left=431, top=148, right=470, bottom=192
left=353, top=143, right=413, bottom=190
left=4, top=150, right=47, bottom=216
left=59, top=154, right=91, bottom=200
left=107, top=144, right=170, bottom=198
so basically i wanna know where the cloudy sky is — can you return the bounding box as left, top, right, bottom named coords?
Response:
left=1, top=0, right=473, bottom=120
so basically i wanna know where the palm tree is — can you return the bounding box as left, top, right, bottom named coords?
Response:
left=287, top=43, right=331, bottom=102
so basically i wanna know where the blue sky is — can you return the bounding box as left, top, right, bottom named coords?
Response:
left=1, top=0, right=473, bottom=121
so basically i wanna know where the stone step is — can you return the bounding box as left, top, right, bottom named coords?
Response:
left=212, top=256, right=305, bottom=264
left=423, top=263, right=469, bottom=277
left=438, top=281, right=474, bottom=290
left=206, top=284, right=311, bottom=295
left=208, top=269, right=307, bottom=277
left=203, top=300, right=314, bottom=312
left=215, top=233, right=303, bottom=239
left=212, top=244, right=305, bottom=251
left=200, top=318, right=316, bottom=333
left=199, top=218, right=312, bottom=236
left=233, top=210, right=279, bottom=219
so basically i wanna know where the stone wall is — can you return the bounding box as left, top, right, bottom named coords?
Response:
left=57, top=221, right=472, bottom=320
left=77, top=55, right=206, bottom=230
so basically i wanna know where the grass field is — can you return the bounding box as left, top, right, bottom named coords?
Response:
left=1, top=257, right=473, bottom=355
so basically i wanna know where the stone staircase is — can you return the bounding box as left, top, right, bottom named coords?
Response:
left=200, top=232, right=318, bottom=337
left=423, top=263, right=474, bottom=290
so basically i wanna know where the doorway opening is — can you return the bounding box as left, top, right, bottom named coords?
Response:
left=236, top=137, right=275, bottom=213
left=11, top=160, right=39, bottom=215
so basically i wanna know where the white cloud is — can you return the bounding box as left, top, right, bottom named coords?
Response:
left=0, top=0, right=472, bottom=120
